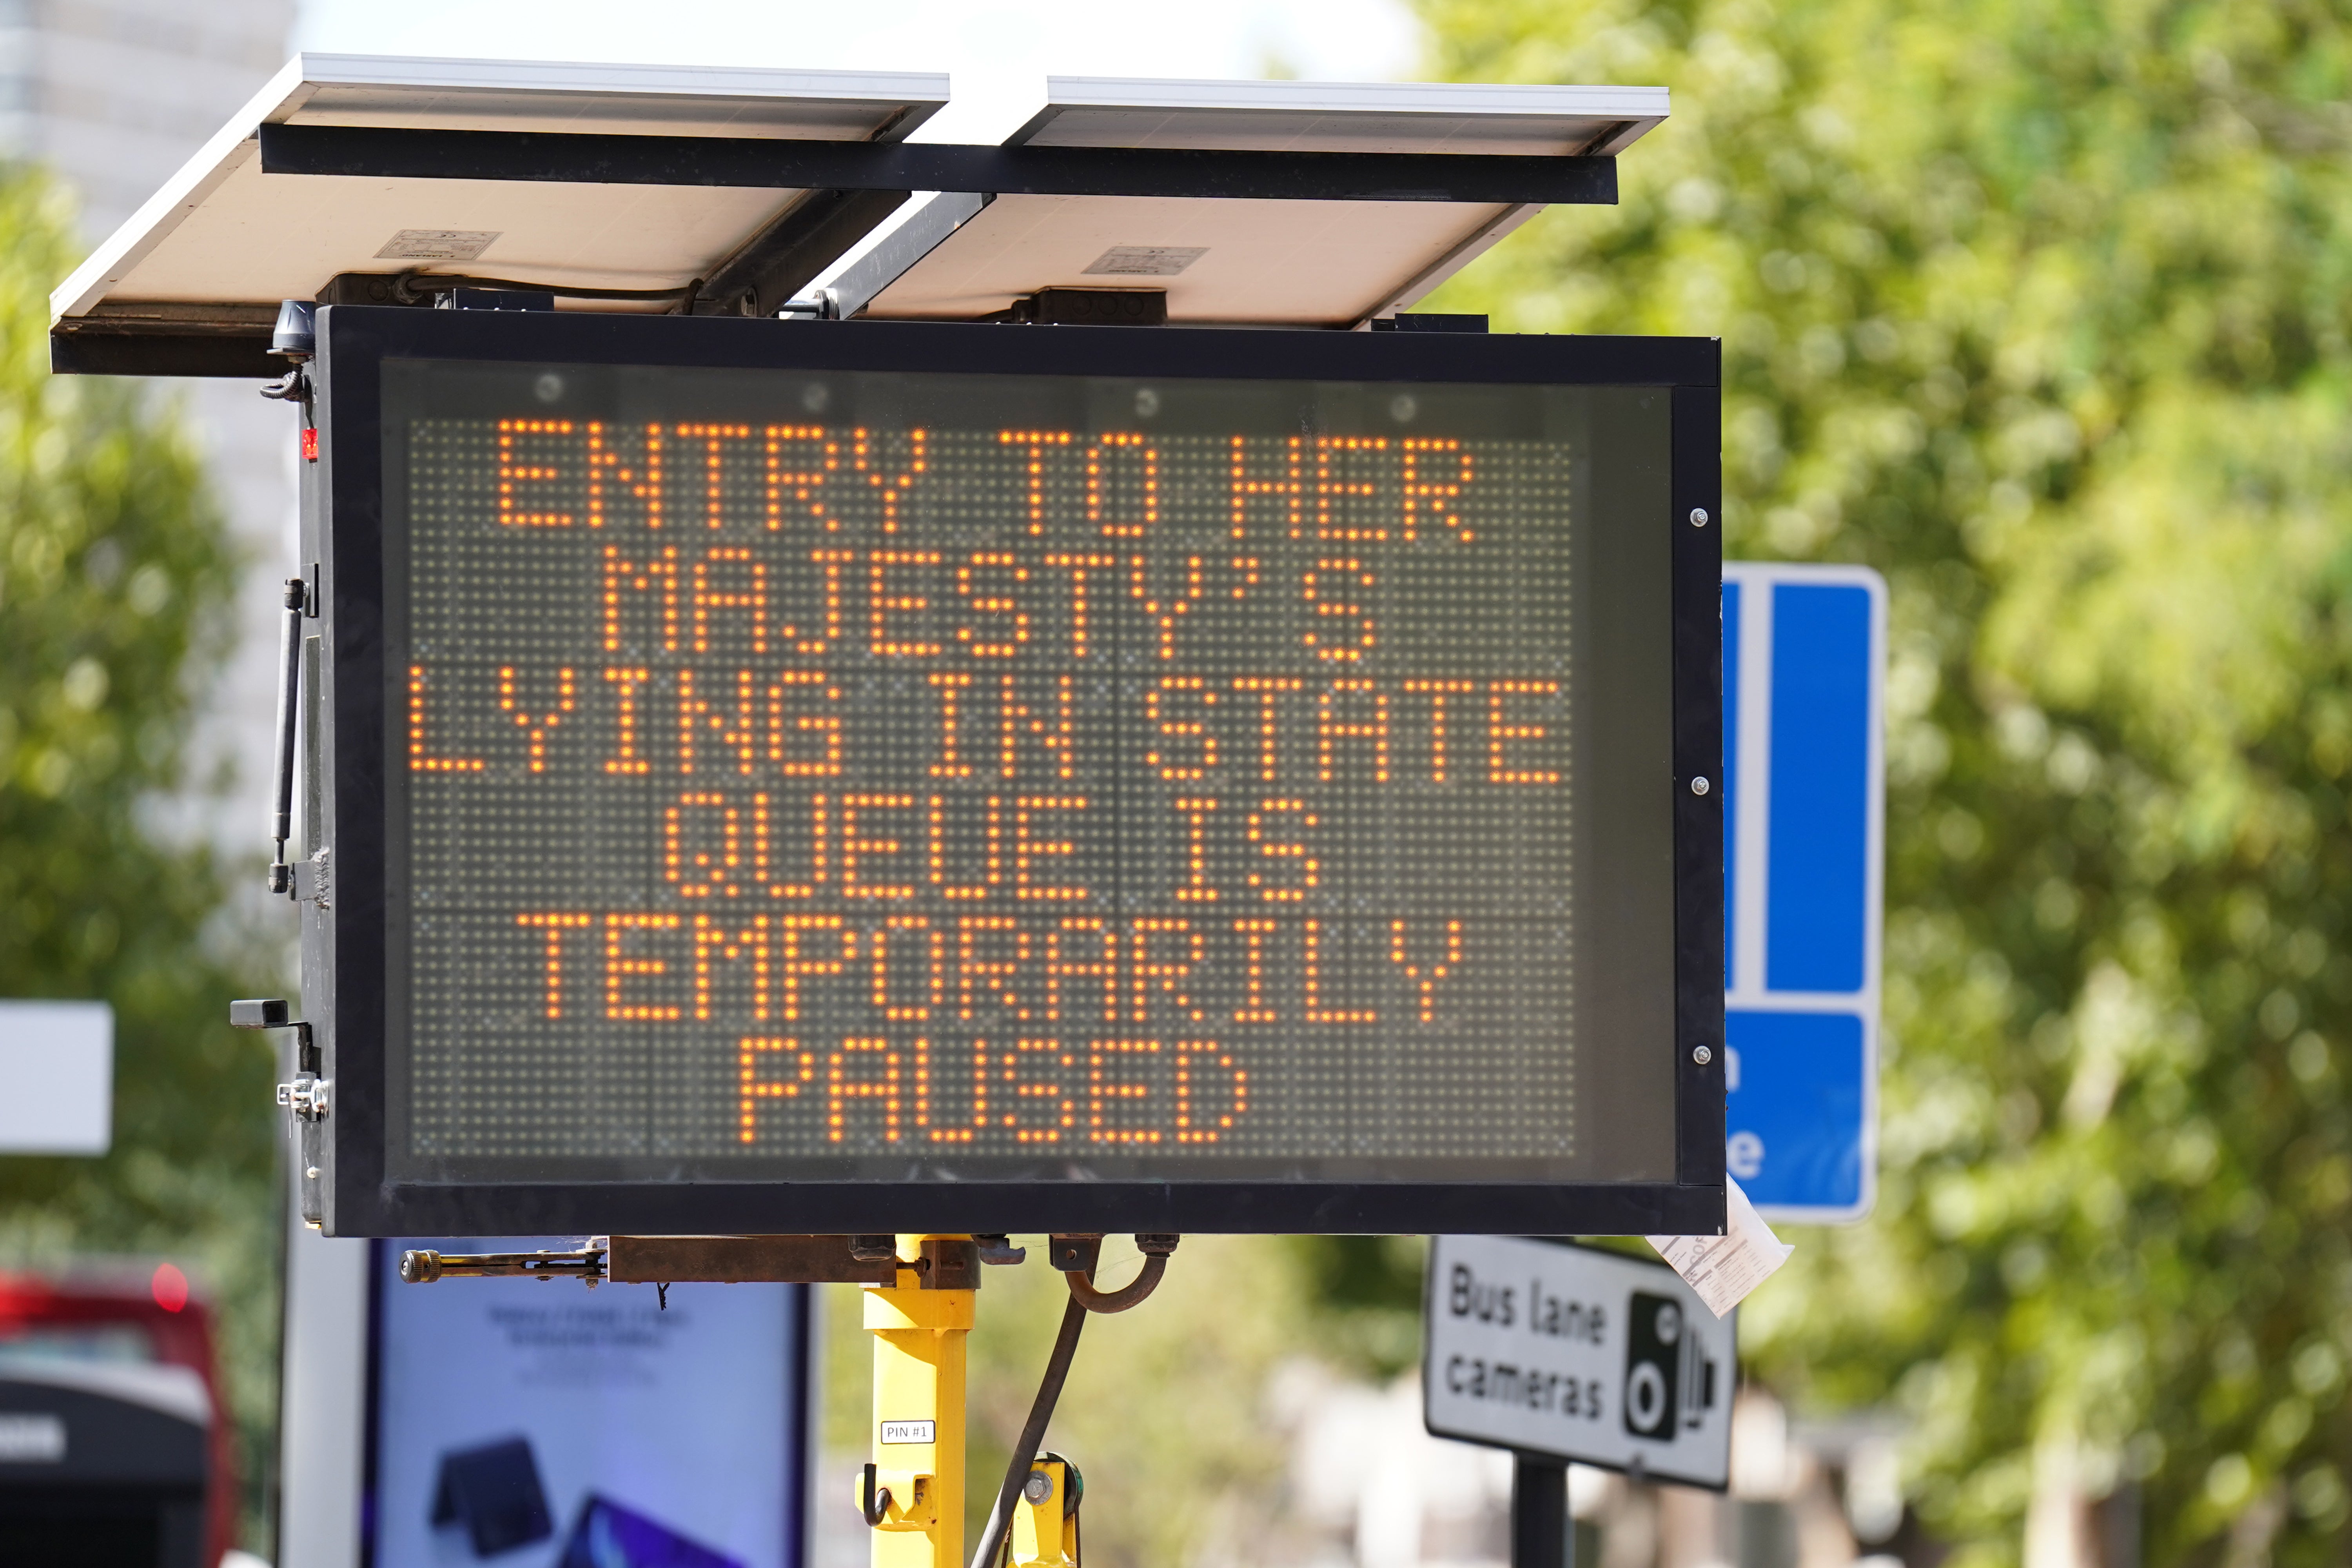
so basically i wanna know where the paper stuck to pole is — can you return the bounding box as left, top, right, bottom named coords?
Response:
left=1648, top=1178, right=1793, bottom=1317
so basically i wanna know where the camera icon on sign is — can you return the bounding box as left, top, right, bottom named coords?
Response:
left=1622, top=1290, right=1720, bottom=1442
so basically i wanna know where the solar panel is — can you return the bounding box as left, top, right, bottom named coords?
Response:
left=48, top=63, right=1667, bottom=371
left=48, top=54, right=949, bottom=374
left=833, top=76, right=1667, bottom=327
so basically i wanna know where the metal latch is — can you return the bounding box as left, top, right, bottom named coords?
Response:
left=276, top=1076, right=331, bottom=1120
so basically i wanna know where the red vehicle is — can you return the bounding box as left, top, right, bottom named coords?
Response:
left=0, top=1261, right=236, bottom=1568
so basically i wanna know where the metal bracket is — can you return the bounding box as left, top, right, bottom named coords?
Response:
left=1046, top=1235, right=1102, bottom=1273
left=256, top=123, right=1619, bottom=206
left=699, top=188, right=906, bottom=318
left=232, top=998, right=326, bottom=1120
left=294, top=846, right=330, bottom=910
left=918, top=1236, right=981, bottom=1290
left=1016, top=1453, right=1084, bottom=1566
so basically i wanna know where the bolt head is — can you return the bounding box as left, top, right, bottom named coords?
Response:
left=1693, top=1045, right=1714, bottom=1065
left=1024, top=1470, right=1053, bottom=1504
left=1691, top=776, right=1711, bottom=796
left=1689, top=507, right=1710, bottom=526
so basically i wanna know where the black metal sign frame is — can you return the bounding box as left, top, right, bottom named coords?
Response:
left=302, top=306, right=1723, bottom=1237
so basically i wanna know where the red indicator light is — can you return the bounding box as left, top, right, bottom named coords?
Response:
left=301, top=428, right=319, bottom=462
left=150, top=1261, right=189, bottom=1312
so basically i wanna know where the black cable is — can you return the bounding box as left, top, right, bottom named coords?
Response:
left=969, top=1294, right=1086, bottom=1568
left=965, top=1238, right=1180, bottom=1568
left=390, top=270, right=697, bottom=303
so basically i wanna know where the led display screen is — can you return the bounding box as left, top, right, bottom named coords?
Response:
left=335, top=323, right=1707, bottom=1226
left=368, top=1242, right=807, bottom=1567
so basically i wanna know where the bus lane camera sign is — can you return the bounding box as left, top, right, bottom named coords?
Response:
left=1423, top=1235, right=1733, bottom=1489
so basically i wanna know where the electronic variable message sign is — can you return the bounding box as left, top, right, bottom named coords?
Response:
left=297, top=309, right=1722, bottom=1236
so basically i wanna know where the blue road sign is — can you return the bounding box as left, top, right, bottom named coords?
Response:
left=1722, top=564, right=1885, bottom=1221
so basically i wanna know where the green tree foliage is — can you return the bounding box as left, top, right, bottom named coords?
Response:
left=1285, top=1233, right=1428, bottom=1376
left=1418, top=1, right=2352, bottom=1563
left=0, top=166, right=279, bottom=1535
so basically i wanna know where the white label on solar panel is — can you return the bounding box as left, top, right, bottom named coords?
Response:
left=1082, top=245, right=1209, bottom=276
left=376, top=229, right=501, bottom=261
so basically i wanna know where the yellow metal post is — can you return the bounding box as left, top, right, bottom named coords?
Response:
left=860, top=1234, right=975, bottom=1568
left=1009, top=1456, right=1081, bottom=1568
